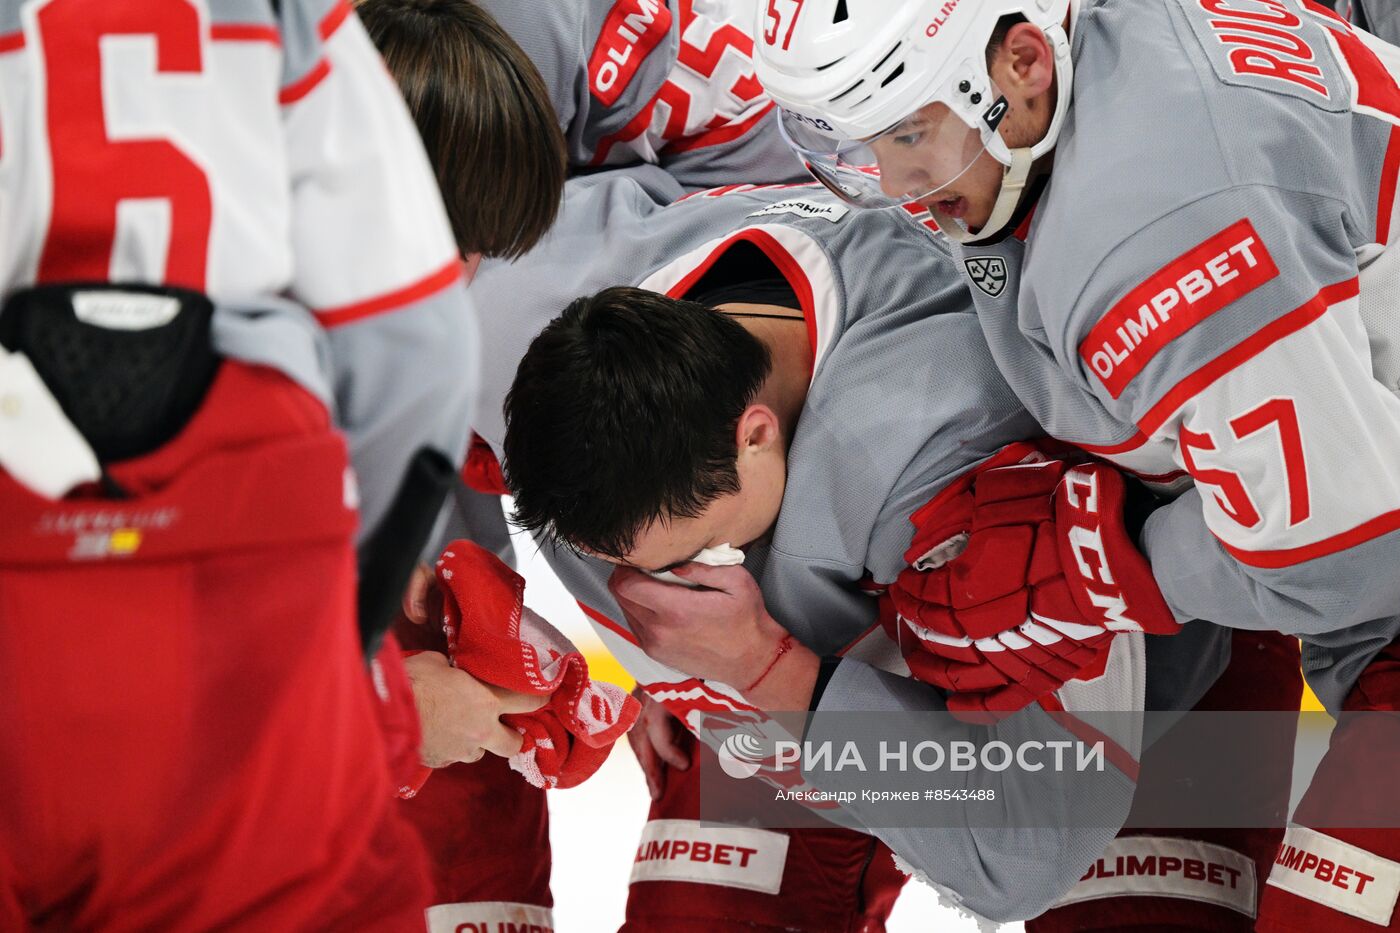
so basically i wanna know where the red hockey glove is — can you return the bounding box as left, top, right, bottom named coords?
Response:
left=886, top=455, right=1180, bottom=715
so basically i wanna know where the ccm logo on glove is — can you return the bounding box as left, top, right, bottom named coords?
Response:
left=886, top=449, right=1180, bottom=714
left=1061, top=467, right=1145, bottom=633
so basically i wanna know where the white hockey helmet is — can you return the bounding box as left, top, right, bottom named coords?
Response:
left=754, top=0, right=1075, bottom=240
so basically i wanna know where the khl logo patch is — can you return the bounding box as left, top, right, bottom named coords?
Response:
left=965, top=256, right=1008, bottom=298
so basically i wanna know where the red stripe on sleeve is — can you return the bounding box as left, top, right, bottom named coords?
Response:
left=1220, top=507, right=1400, bottom=568
left=578, top=602, right=640, bottom=646
left=209, top=23, right=280, bottom=45
left=1037, top=695, right=1141, bottom=781
left=315, top=259, right=464, bottom=328
left=1133, top=277, right=1359, bottom=438
left=278, top=57, right=330, bottom=105
left=0, top=30, right=24, bottom=53
left=319, top=0, right=353, bottom=40
left=1076, top=431, right=1150, bottom=456
left=1377, top=125, right=1400, bottom=245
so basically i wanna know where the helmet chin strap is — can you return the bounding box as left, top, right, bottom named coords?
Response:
left=933, top=146, right=1033, bottom=244
left=936, top=10, right=1076, bottom=244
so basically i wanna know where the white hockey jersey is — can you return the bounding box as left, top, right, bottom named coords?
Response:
left=0, top=0, right=476, bottom=534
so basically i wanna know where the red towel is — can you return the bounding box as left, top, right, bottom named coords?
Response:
left=410, top=540, right=639, bottom=791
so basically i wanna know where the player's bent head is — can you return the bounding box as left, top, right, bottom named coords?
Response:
left=356, top=0, right=566, bottom=260
left=504, top=286, right=781, bottom=566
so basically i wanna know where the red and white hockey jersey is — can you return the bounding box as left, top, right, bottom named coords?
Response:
left=0, top=0, right=476, bottom=534
left=479, top=0, right=808, bottom=190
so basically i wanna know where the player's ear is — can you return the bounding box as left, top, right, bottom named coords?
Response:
left=461, top=252, right=483, bottom=285
left=994, top=22, right=1056, bottom=98
left=735, top=404, right=781, bottom=455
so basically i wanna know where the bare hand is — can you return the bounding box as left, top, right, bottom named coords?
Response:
left=625, top=687, right=690, bottom=800
left=609, top=563, right=821, bottom=710
left=401, top=563, right=437, bottom=625
left=404, top=651, right=549, bottom=768
left=608, top=562, right=784, bottom=687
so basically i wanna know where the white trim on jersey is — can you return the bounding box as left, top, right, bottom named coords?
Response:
left=636, top=222, right=843, bottom=377
left=1139, top=281, right=1400, bottom=567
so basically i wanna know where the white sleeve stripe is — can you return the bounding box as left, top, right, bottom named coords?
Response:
left=1152, top=280, right=1400, bottom=564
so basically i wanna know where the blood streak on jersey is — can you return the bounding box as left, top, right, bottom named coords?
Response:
left=1201, top=0, right=1331, bottom=100
left=1080, top=219, right=1278, bottom=398
left=589, top=0, right=672, bottom=106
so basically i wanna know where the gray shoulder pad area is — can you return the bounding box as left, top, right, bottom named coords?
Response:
left=1030, top=183, right=1356, bottom=425
left=327, top=283, right=478, bottom=540
left=474, top=0, right=585, bottom=134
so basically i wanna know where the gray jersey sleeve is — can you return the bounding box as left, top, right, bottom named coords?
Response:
left=1351, top=0, right=1400, bottom=45
left=325, top=296, right=478, bottom=538
left=730, top=250, right=1141, bottom=922
left=280, top=0, right=477, bottom=538
left=1054, top=183, right=1400, bottom=638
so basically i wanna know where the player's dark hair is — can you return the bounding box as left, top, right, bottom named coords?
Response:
left=503, top=287, right=774, bottom=559
left=356, top=0, right=566, bottom=259
left=986, top=13, right=1029, bottom=67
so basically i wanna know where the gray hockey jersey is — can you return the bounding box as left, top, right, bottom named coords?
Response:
left=1342, top=0, right=1400, bottom=46
left=470, top=168, right=1232, bottom=921
left=477, top=0, right=807, bottom=189
left=950, top=0, right=1400, bottom=712
left=0, top=0, right=476, bottom=537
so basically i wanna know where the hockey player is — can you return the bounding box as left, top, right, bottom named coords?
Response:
left=0, top=0, right=480, bottom=927
left=440, top=168, right=1292, bottom=928
left=358, top=0, right=809, bottom=193
left=754, top=1, right=1400, bottom=928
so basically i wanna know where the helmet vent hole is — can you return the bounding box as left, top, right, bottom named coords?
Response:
left=871, top=42, right=901, bottom=75
left=828, top=79, right=864, bottom=102
left=832, top=0, right=848, bottom=23
left=816, top=57, right=845, bottom=71
left=879, top=63, right=905, bottom=88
